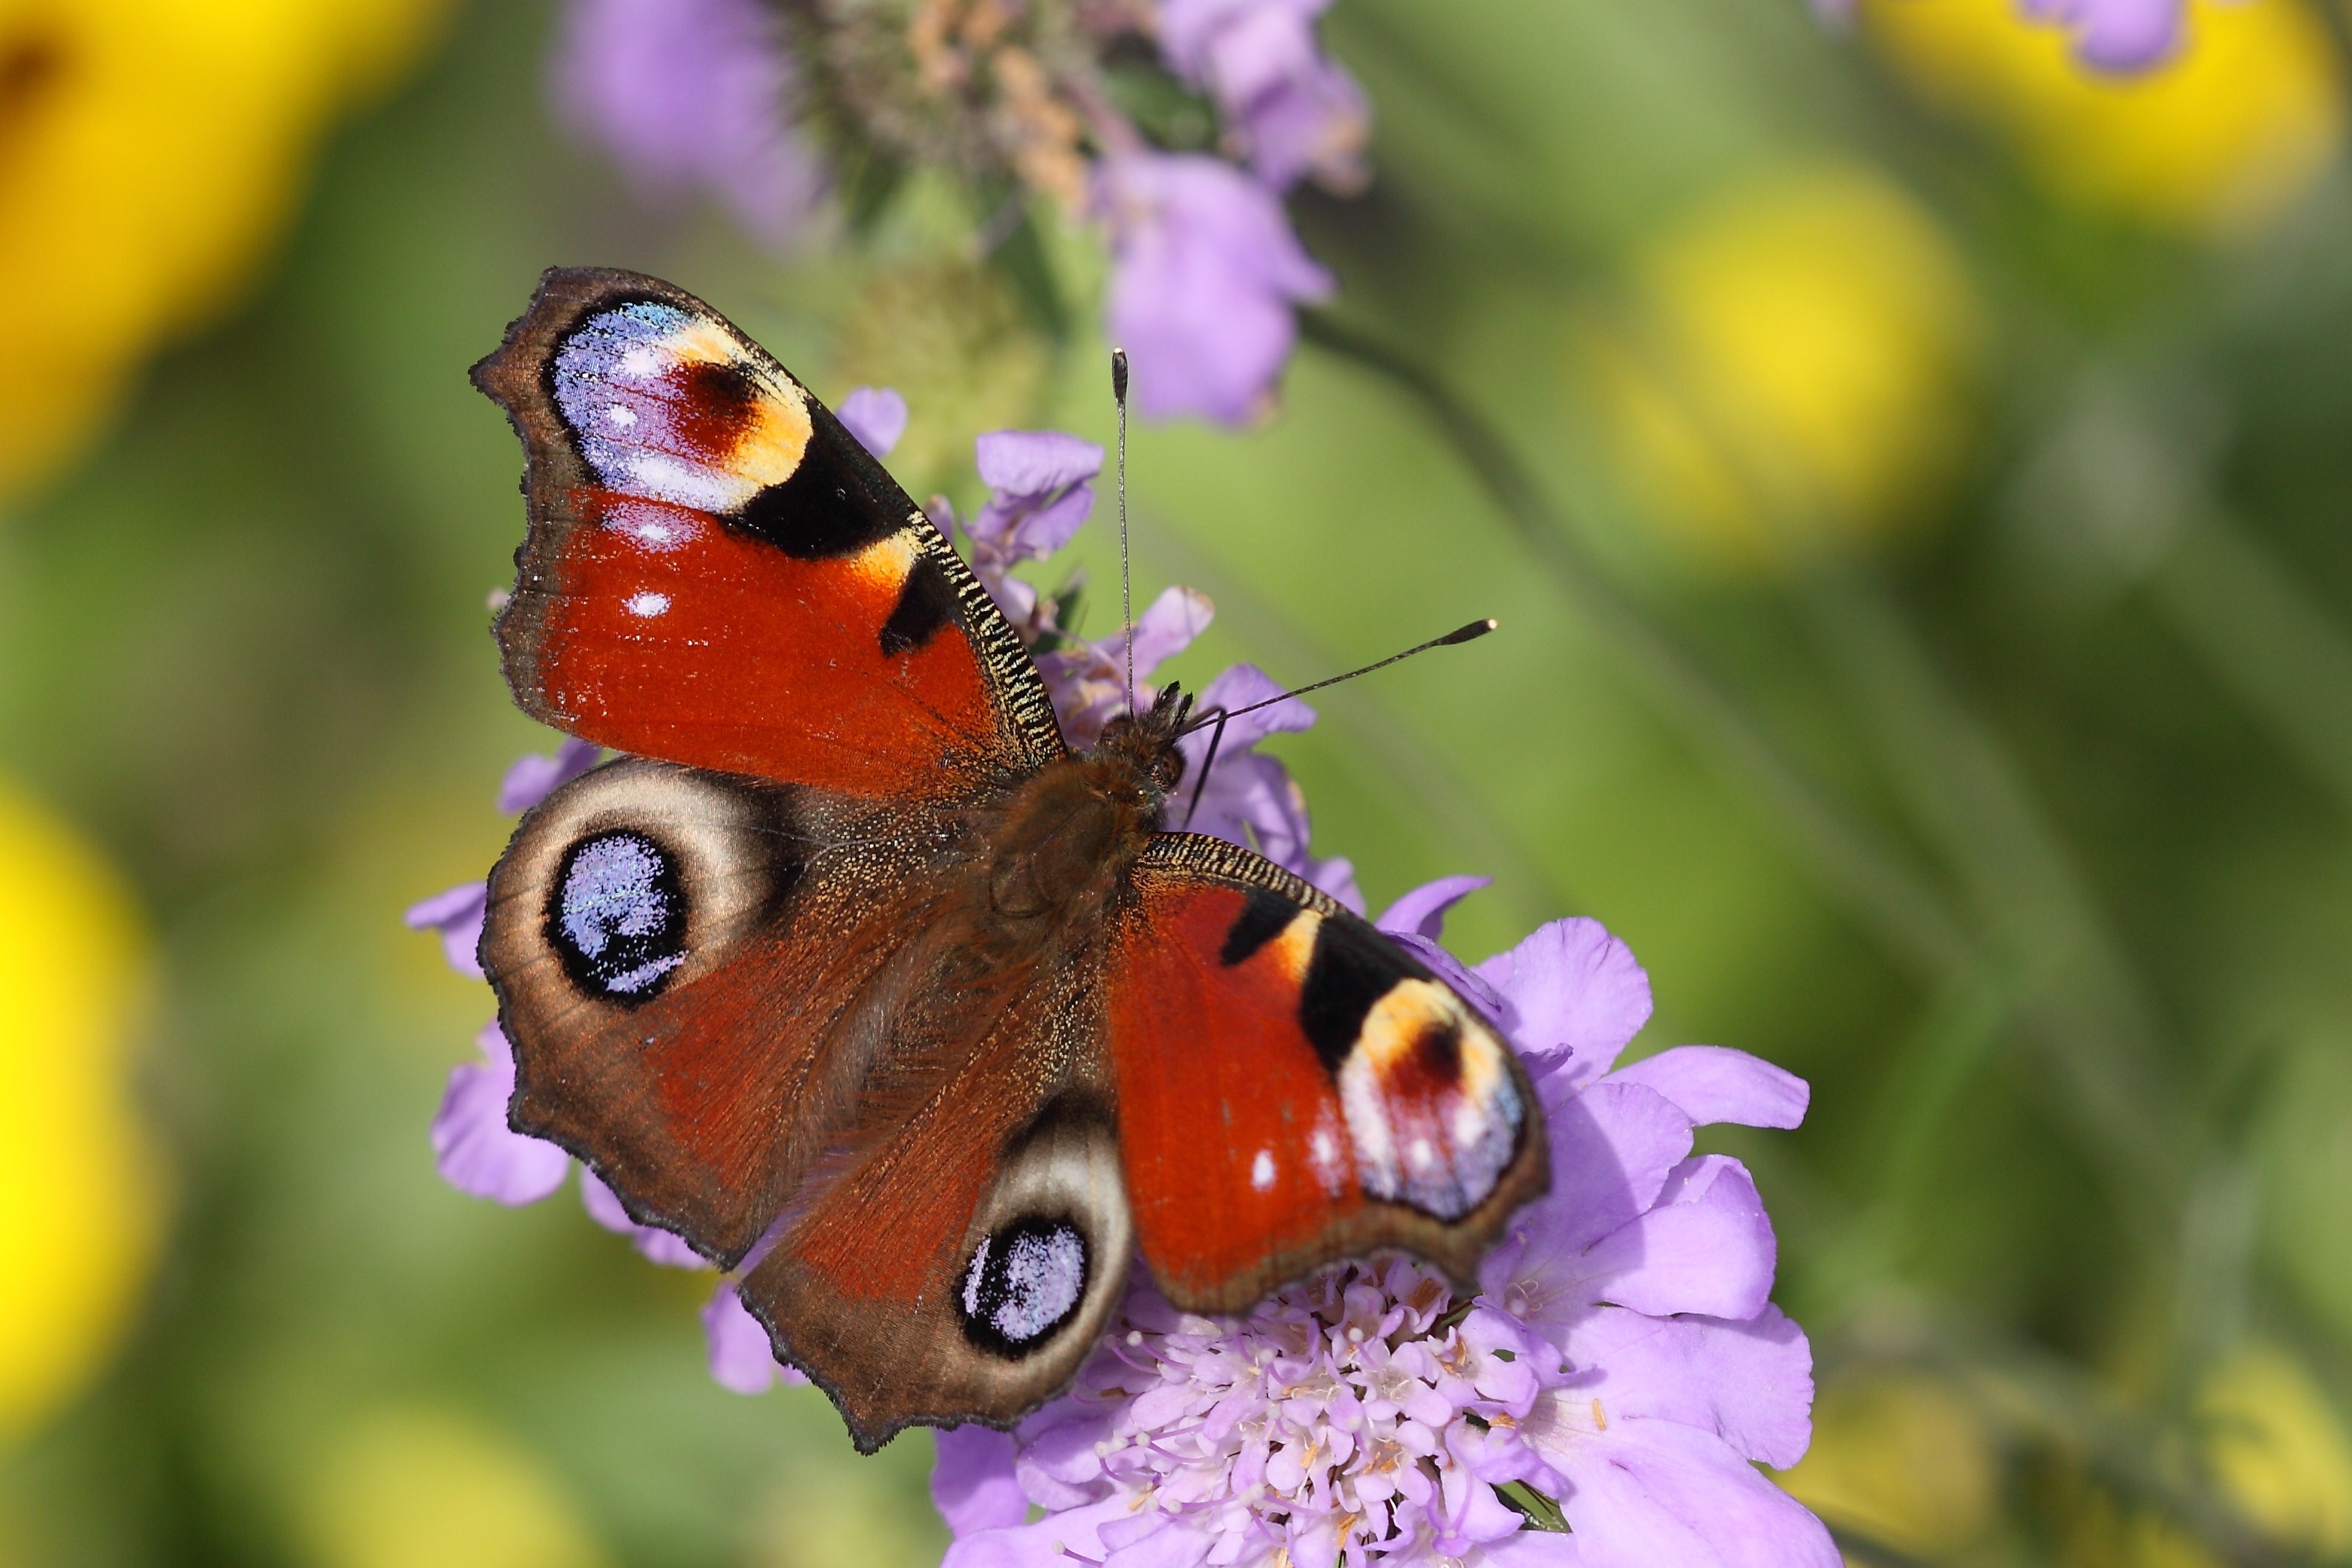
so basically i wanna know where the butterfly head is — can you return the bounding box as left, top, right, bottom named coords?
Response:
left=1089, top=681, right=1194, bottom=800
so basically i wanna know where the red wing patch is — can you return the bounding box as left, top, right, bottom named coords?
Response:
left=1108, top=837, right=1548, bottom=1312
left=472, top=268, right=1062, bottom=799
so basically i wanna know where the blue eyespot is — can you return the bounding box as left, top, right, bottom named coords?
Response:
left=958, top=1218, right=1088, bottom=1358
left=548, top=829, right=687, bottom=1002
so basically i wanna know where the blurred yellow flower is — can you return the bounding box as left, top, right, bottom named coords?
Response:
left=1777, top=1370, right=2002, bottom=1558
left=304, top=1405, right=609, bottom=1568
left=0, top=775, right=162, bottom=1445
left=1583, top=163, right=1980, bottom=569
left=2197, top=1342, right=2352, bottom=1555
left=1861, top=0, right=2344, bottom=234
left=0, top=0, right=449, bottom=503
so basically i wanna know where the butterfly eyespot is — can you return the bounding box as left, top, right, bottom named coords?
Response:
left=957, top=1216, right=1089, bottom=1359
left=547, top=829, right=689, bottom=1003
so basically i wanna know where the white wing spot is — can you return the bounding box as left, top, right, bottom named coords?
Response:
left=607, top=403, right=636, bottom=427
left=1250, top=1150, right=1276, bottom=1192
left=626, top=591, right=670, bottom=618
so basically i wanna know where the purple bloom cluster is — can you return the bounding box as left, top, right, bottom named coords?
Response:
left=932, top=881, right=1834, bottom=1568
left=1813, top=0, right=2232, bottom=72
left=413, top=405, right=1832, bottom=1566
left=549, top=0, right=1361, bottom=423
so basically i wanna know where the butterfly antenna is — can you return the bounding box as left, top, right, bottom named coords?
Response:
left=1177, top=618, right=1500, bottom=736
left=1112, top=349, right=1135, bottom=711
left=1183, top=708, right=1230, bottom=828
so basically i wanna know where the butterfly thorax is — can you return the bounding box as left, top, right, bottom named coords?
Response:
left=983, top=687, right=1190, bottom=922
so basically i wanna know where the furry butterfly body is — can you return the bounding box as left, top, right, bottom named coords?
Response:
left=471, top=267, right=1548, bottom=1449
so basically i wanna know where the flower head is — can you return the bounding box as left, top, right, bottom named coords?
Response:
left=551, top=0, right=825, bottom=247
left=941, top=887, right=1835, bottom=1568
left=1097, top=151, right=1335, bottom=424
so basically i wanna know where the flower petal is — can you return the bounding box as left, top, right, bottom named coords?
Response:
left=1474, top=918, right=1651, bottom=1079
left=431, top=1022, right=570, bottom=1203
left=1555, top=1305, right=1815, bottom=1469
left=1570, top=1157, right=1777, bottom=1322
left=578, top=1167, right=706, bottom=1268
left=976, top=429, right=1105, bottom=500
left=404, top=881, right=486, bottom=979
left=1129, top=586, right=1217, bottom=681
left=838, top=385, right=908, bottom=458
left=1542, top=1417, right=1838, bottom=1568
left=1376, top=875, right=1492, bottom=939
left=1483, top=1082, right=1695, bottom=1327
left=497, top=736, right=600, bottom=813
left=1471, top=1529, right=1585, bottom=1568
left=1603, top=1047, right=1809, bottom=1131
left=934, top=1425, right=1029, bottom=1537
left=944, top=1496, right=1137, bottom=1568
left=550, top=0, right=825, bottom=248
left=700, top=1279, right=807, bottom=1394
left=1097, top=152, right=1331, bottom=423
left=1190, top=663, right=1316, bottom=751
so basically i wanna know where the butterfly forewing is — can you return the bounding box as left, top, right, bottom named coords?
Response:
left=472, top=267, right=1062, bottom=800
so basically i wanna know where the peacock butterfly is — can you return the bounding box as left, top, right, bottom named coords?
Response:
left=469, top=267, right=1548, bottom=1451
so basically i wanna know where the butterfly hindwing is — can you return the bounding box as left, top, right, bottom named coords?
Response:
left=485, top=755, right=1135, bottom=1448
left=471, top=267, right=1062, bottom=800
left=481, top=757, right=971, bottom=1264
left=738, top=1003, right=1137, bottom=1451
left=1106, top=834, right=1548, bottom=1313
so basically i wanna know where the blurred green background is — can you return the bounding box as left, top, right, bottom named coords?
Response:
left=4, top=0, right=2352, bottom=1563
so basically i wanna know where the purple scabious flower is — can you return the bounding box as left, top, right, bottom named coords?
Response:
left=938, top=884, right=1835, bottom=1568
left=550, top=0, right=825, bottom=248
left=1159, top=0, right=1371, bottom=193
left=1096, top=151, right=1334, bottom=425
